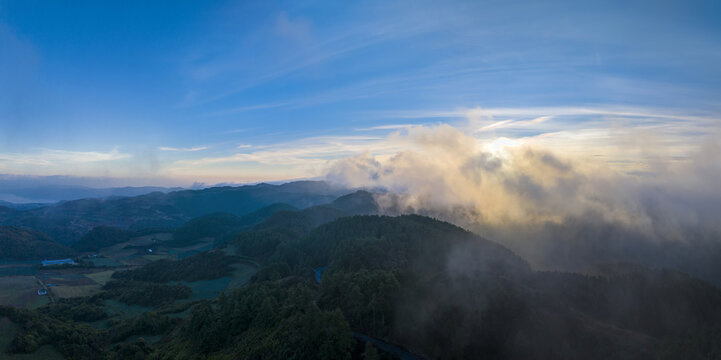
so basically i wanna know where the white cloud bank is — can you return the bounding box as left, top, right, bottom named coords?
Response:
left=326, top=118, right=721, bottom=240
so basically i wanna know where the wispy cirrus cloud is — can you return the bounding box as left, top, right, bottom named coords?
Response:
left=172, top=136, right=394, bottom=168
left=0, top=148, right=134, bottom=178
left=355, top=124, right=416, bottom=131
left=158, top=146, right=208, bottom=152
left=163, top=105, right=720, bottom=183
left=377, top=106, right=719, bottom=123
left=0, top=148, right=130, bottom=166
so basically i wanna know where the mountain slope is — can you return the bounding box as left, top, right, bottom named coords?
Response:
left=72, top=226, right=136, bottom=252
left=226, top=215, right=721, bottom=359
left=0, top=181, right=349, bottom=244
left=0, top=226, right=76, bottom=260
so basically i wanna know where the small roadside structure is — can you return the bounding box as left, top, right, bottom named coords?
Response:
left=41, top=258, right=76, bottom=267
left=37, top=289, right=47, bottom=296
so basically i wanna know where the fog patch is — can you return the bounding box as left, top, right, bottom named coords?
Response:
left=325, top=123, right=721, bottom=284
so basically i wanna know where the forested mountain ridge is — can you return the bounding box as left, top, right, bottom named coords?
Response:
left=170, top=203, right=299, bottom=247
left=215, top=215, right=721, bottom=359
left=0, top=181, right=350, bottom=244
left=0, top=225, right=76, bottom=260
left=72, top=226, right=136, bottom=252
left=1, top=214, right=721, bottom=359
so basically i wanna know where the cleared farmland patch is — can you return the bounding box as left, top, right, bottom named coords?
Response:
left=84, top=270, right=115, bottom=285
left=0, top=276, right=48, bottom=309
left=51, top=284, right=102, bottom=298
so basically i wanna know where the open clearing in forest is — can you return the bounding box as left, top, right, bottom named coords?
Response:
left=51, top=284, right=102, bottom=298
left=36, top=269, right=118, bottom=299
left=84, top=270, right=115, bottom=285
left=225, top=262, right=258, bottom=290
left=95, top=232, right=211, bottom=266
left=38, top=273, right=102, bottom=299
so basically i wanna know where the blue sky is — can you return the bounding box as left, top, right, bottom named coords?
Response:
left=0, top=0, right=720, bottom=185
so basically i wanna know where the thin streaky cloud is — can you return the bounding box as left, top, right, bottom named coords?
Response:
left=203, top=101, right=293, bottom=117
left=0, top=148, right=130, bottom=166
left=355, top=124, right=416, bottom=131
left=158, top=146, right=209, bottom=152
left=375, top=106, right=720, bottom=124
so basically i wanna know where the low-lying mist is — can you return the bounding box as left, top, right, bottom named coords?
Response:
left=326, top=123, right=721, bottom=284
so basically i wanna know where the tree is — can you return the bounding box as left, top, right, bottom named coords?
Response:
left=362, top=342, right=381, bottom=360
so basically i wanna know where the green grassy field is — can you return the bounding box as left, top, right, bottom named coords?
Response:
left=87, top=257, right=122, bottom=267
left=93, top=233, right=215, bottom=267
left=175, top=276, right=232, bottom=301
left=0, top=276, right=49, bottom=309
left=0, top=261, right=38, bottom=277
left=51, top=284, right=102, bottom=299
left=37, top=273, right=102, bottom=299
left=225, top=262, right=258, bottom=290
left=38, top=273, right=96, bottom=286
left=169, top=262, right=258, bottom=302
left=84, top=270, right=115, bottom=285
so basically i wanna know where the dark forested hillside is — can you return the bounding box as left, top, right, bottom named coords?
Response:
left=112, top=251, right=237, bottom=283
left=0, top=225, right=76, bottom=260
left=72, top=226, right=135, bottom=252
left=170, top=203, right=298, bottom=247
left=2, top=209, right=721, bottom=359
left=221, top=215, right=721, bottom=359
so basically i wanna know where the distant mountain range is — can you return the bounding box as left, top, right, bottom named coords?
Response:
left=0, top=174, right=196, bottom=203
left=1, top=180, right=721, bottom=358
left=0, top=185, right=183, bottom=204
left=0, top=201, right=49, bottom=210
left=1, top=179, right=720, bottom=290
left=0, top=181, right=351, bottom=244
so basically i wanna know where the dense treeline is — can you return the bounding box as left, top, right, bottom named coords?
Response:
left=102, top=280, right=192, bottom=306
left=0, top=304, right=179, bottom=360
left=0, top=305, right=105, bottom=359
left=156, top=280, right=355, bottom=359
left=0, top=225, right=76, bottom=260
left=171, top=203, right=298, bottom=247
left=105, top=311, right=180, bottom=344
left=112, top=251, right=236, bottom=283
left=72, top=226, right=135, bottom=252
left=231, top=201, right=382, bottom=261
left=0, top=181, right=347, bottom=244
left=39, top=297, right=107, bottom=322
left=170, top=212, right=244, bottom=247
left=253, top=206, right=347, bottom=235
left=234, top=228, right=299, bottom=260
left=227, top=215, right=721, bottom=359
left=3, top=214, right=721, bottom=359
